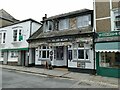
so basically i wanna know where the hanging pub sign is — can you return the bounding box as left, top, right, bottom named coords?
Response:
left=98, top=31, right=120, bottom=38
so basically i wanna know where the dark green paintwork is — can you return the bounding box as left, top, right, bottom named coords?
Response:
left=1, top=48, right=28, bottom=51
left=96, top=53, right=120, bottom=78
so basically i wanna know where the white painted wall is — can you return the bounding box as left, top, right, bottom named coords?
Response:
left=68, top=43, right=94, bottom=69
left=31, top=22, right=41, bottom=35
left=0, top=19, right=41, bottom=62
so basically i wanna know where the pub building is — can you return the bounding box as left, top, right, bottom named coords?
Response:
left=28, top=9, right=95, bottom=73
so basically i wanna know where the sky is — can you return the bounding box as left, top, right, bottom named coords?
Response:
left=0, top=0, right=93, bottom=22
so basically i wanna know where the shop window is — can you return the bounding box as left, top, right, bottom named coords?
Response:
left=11, top=51, right=18, bottom=58
left=100, top=52, right=120, bottom=68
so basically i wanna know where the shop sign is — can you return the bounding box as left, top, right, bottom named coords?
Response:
left=98, top=31, right=120, bottom=38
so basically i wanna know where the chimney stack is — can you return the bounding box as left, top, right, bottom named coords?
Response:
left=42, top=14, right=47, bottom=21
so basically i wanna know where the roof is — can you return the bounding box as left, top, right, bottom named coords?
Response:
left=44, top=9, right=92, bottom=21
left=28, top=26, right=43, bottom=40
left=28, top=26, right=93, bottom=41
left=0, top=18, right=42, bottom=29
left=0, top=9, right=19, bottom=22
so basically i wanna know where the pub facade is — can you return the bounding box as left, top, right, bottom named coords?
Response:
left=28, top=9, right=95, bottom=73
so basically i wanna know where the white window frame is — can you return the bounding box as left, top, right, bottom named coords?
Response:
left=10, top=51, right=18, bottom=58
left=38, top=46, right=50, bottom=59
left=13, top=29, right=23, bottom=42
left=59, top=18, right=69, bottom=30
left=69, top=43, right=90, bottom=61
left=77, top=14, right=91, bottom=28
left=112, top=9, right=120, bottom=31
left=0, top=31, right=6, bottom=44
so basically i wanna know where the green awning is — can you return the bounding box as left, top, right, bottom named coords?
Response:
left=0, top=48, right=28, bottom=51
left=95, top=42, right=120, bottom=52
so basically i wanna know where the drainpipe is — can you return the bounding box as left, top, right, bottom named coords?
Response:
left=27, top=20, right=32, bottom=67
left=92, top=0, right=96, bottom=75
left=92, top=30, right=96, bottom=75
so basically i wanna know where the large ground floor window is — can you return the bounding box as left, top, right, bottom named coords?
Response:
left=68, top=43, right=90, bottom=61
left=39, top=46, right=50, bottom=59
left=99, top=52, right=120, bottom=68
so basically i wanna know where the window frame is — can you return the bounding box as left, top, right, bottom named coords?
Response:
left=38, top=46, right=50, bottom=59
left=13, top=29, right=23, bottom=42
left=59, top=18, right=69, bottom=30
left=113, top=9, right=120, bottom=31
left=68, top=44, right=90, bottom=61
left=0, top=31, right=6, bottom=44
left=10, top=51, right=18, bottom=58
left=77, top=14, right=91, bottom=28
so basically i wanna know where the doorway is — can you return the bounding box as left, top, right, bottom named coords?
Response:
left=54, top=46, right=68, bottom=67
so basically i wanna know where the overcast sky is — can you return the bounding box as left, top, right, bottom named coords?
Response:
left=0, top=0, right=93, bottom=22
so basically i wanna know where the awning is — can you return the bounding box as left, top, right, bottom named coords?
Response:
left=96, top=50, right=120, bottom=52
left=95, top=42, right=120, bottom=52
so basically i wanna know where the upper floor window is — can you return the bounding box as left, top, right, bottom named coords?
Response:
left=113, top=9, right=120, bottom=30
left=13, top=29, right=23, bottom=42
left=0, top=32, right=6, bottom=44
left=59, top=19, right=69, bottom=30
left=77, top=14, right=91, bottom=28
left=44, top=21, right=53, bottom=32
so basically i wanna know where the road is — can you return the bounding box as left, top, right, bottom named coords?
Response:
left=2, top=69, right=77, bottom=88
left=2, top=69, right=118, bottom=89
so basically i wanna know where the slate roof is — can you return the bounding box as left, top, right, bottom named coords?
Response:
left=44, top=9, right=92, bottom=21
left=0, top=9, right=19, bottom=22
left=28, top=9, right=93, bottom=41
left=28, top=26, right=93, bottom=41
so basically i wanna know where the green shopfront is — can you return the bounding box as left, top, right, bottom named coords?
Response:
left=95, top=31, right=120, bottom=78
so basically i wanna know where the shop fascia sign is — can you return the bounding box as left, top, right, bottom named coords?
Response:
left=98, top=31, right=120, bottom=38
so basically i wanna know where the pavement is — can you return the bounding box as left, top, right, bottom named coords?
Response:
left=0, top=64, right=119, bottom=88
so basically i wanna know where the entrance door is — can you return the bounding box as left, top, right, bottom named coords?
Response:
left=56, top=46, right=64, bottom=60
left=54, top=46, right=68, bottom=66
